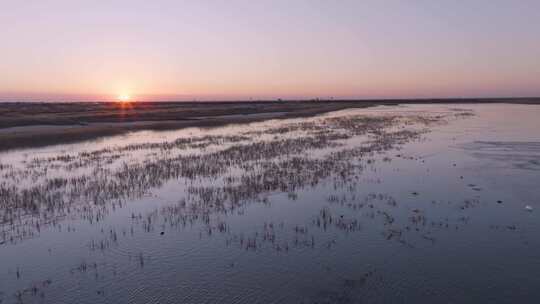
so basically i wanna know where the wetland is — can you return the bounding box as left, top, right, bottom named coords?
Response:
left=1, top=103, right=539, bottom=303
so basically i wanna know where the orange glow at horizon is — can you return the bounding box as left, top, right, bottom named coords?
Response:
left=117, top=94, right=131, bottom=103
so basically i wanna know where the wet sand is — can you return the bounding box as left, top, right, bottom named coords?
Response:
left=0, top=101, right=374, bottom=150
left=1, top=98, right=538, bottom=151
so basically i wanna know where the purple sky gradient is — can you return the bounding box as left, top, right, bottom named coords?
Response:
left=1, top=0, right=539, bottom=101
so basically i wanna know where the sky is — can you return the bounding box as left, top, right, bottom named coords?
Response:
left=1, top=0, right=539, bottom=102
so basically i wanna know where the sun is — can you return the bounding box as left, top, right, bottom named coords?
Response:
left=117, top=94, right=131, bottom=102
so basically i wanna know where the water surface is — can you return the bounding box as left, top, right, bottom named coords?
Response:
left=1, top=104, right=539, bottom=303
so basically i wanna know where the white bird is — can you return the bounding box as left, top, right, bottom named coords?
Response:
left=525, top=205, right=533, bottom=212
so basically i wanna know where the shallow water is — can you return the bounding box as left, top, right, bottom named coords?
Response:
left=1, top=104, right=539, bottom=304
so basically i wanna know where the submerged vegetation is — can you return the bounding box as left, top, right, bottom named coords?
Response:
left=8, top=106, right=527, bottom=303
left=0, top=110, right=459, bottom=245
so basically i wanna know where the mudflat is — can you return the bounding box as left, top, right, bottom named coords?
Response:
left=2, top=103, right=540, bottom=303
left=0, top=98, right=538, bottom=151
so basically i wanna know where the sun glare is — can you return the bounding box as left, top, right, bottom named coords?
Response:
left=118, top=94, right=131, bottom=102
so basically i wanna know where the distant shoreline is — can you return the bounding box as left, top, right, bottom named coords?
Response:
left=0, top=97, right=539, bottom=104
left=1, top=98, right=539, bottom=151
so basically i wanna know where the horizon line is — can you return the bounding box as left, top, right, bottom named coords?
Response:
left=1, top=96, right=539, bottom=104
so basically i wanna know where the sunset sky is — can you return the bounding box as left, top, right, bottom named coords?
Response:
left=1, top=0, right=539, bottom=102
